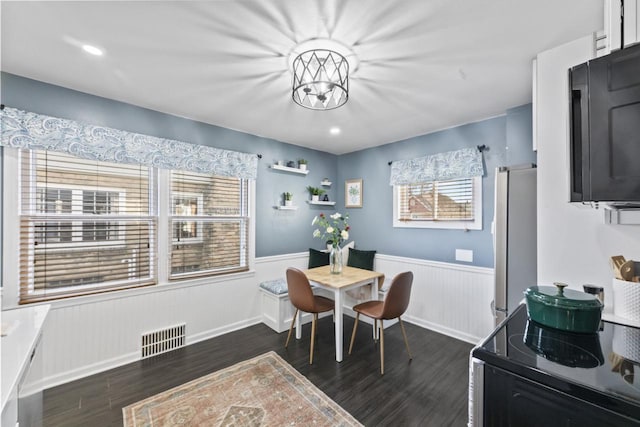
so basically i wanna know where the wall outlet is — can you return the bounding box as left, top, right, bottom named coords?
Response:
left=456, top=249, right=473, bottom=263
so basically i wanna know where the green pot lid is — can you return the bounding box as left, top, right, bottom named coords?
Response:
left=525, top=283, right=603, bottom=310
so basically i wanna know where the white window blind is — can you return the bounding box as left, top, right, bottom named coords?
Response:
left=397, top=178, right=475, bottom=222
left=169, top=170, right=249, bottom=279
left=19, top=150, right=156, bottom=303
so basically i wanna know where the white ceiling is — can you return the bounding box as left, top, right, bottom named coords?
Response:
left=1, top=1, right=603, bottom=154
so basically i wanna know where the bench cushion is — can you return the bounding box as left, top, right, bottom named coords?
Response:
left=259, top=278, right=288, bottom=295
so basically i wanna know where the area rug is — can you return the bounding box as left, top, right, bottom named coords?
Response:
left=122, top=351, right=362, bottom=426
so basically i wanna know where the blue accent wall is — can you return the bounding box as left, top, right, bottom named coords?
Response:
left=336, top=105, right=535, bottom=268
left=1, top=73, right=535, bottom=266
left=0, top=73, right=338, bottom=257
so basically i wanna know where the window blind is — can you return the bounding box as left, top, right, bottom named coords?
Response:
left=397, top=178, right=474, bottom=222
left=169, top=170, right=249, bottom=279
left=19, top=150, right=156, bottom=303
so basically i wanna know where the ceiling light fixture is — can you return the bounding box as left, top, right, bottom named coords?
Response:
left=289, top=39, right=358, bottom=111
left=82, top=44, right=103, bottom=56
left=330, top=127, right=341, bottom=135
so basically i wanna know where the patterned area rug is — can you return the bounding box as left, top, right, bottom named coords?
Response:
left=122, top=351, right=362, bottom=426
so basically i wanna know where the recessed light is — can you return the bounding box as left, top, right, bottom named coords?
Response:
left=82, top=44, right=103, bottom=56
left=330, top=127, right=341, bottom=135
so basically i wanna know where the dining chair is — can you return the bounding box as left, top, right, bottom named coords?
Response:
left=348, top=271, right=413, bottom=375
left=285, top=267, right=335, bottom=364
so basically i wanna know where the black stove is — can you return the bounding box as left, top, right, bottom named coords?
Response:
left=472, top=304, right=640, bottom=423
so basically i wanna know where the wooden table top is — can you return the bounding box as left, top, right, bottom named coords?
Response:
left=303, top=265, right=384, bottom=290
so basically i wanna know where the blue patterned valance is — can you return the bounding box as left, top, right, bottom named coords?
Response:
left=0, top=107, right=258, bottom=180
left=389, top=147, right=484, bottom=185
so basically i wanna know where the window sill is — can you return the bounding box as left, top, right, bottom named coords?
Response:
left=6, top=269, right=257, bottom=311
left=392, top=219, right=482, bottom=230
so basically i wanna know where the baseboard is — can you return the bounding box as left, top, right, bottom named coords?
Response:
left=404, top=314, right=483, bottom=345
left=40, top=317, right=264, bottom=391
left=188, top=316, right=263, bottom=345
left=41, top=351, right=139, bottom=391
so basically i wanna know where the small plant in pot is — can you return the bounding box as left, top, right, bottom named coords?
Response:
left=283, top=192, right=293, bottom=206
left=298, top=158, right=308, bottom=171
left=306, top=186, right=325, bottom=202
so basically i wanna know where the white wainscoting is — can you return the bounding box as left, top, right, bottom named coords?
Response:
left=374, top=254, right=495, bottom=345
left=37, top=252, right=493, bottom=390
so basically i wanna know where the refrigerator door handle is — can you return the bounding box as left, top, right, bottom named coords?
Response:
left=490, top=299, right=495, bottom=316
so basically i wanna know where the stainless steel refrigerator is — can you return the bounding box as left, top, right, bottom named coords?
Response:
left=492, top=164, right=537, bottom=325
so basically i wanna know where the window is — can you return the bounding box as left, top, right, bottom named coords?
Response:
left=34, top=186, right=125, bottom=247
left=19, top=150, right=156, bottom=302
left=171, top=192, right=204, bottom=242
left=169, top=171, right=249, bottom=279
left=393, top=177, right=482, bottom=229
left=11, top=148, right=253, bottom=303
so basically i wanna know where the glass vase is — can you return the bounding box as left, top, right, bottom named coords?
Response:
left=329, top=243, right=343, bottom=274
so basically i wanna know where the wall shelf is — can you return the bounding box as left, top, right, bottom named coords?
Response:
left=320, top=180, right=332, bottom=186
left=270, top=164, right=309, bottom=175
left=275, top=205, right=298, bottom=210
left=307, top=200, right=336, bottom=206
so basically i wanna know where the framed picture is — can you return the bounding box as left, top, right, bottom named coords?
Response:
left=345, top=179, right=363, bottom=208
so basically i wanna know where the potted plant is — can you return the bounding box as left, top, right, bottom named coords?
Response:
left=283, top=192, right=293, bottom=206
left=306, top=186, right=325, bottom=202
left=298, top=158, right=308, bottom=171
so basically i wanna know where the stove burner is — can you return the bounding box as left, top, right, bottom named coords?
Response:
left=523, top=320, right=604, bottom=368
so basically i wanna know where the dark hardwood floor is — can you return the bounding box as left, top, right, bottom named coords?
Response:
left=43, top=316, right=473, bottom=426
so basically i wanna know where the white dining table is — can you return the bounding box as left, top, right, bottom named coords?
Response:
left=300, top=265, right=385, bottom=362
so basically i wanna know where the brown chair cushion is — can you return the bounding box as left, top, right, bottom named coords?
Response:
left=353, top=300, right=384, bottom=319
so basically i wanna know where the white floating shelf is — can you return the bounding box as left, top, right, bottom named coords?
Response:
left=307, top=200, right=336, bottom=206
left=275, top=205, right=298, bottom=210
left=320, top=181, right=332, bottom=186
left=270, top=164, right=309, bottom=175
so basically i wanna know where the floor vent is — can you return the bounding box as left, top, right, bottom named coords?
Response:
left=141, top=323, right=186, bottom=358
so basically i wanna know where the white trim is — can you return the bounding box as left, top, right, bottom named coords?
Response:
left=375, top=253, right=493, bottom=275
left=3, top=148, right=20, bottom=307
left=392, top=176, right=483, bottom=230
left=403, top=314, right=483, bottom=345
left=157, top=168, right=170, bottom=284
left=37, top=316, right=263, bottom=391
left=4, top=269, right=257, bottom=311
left=254, top=251, right=308, bottom=264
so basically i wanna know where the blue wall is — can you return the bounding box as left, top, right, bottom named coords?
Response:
left=1, top=73, right=535, bottom=266
left=0, top=73, right=338, bottom=257
left=336, top=105, right=536, bottom=268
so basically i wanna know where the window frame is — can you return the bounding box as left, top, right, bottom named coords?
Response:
left=171, top=191, right=205, bottom=244
left=32, top=183, right=127, bottom=250
left=168, top=171, right=250, bottom=280
left=392, top=176, right=483, bottom=230
left=2, top=147, right=256, bottom=307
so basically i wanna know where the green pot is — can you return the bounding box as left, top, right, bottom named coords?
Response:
left=524, top=283, right=603, bottom=334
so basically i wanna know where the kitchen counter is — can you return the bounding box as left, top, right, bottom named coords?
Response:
left=1, top=305, right=50, bottom=415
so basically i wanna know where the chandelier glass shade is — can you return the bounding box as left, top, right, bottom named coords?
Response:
left=292, top=49, right=349, bottom=110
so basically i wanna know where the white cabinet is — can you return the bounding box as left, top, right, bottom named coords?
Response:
left=603, top=0, right=639, bottom=53
left=532, top=38, right=596, bottom=153
left=1, top=305, right=50, bottom=427
left=626, top=0, right=640, bottom=46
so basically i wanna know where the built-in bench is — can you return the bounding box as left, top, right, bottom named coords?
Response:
left=259, top=279, right=294, bottom=333
left=259, top=268, right=394, bottom=333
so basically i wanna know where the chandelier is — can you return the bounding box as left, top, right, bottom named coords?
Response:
left=290, top=39, right=357, bottom=111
